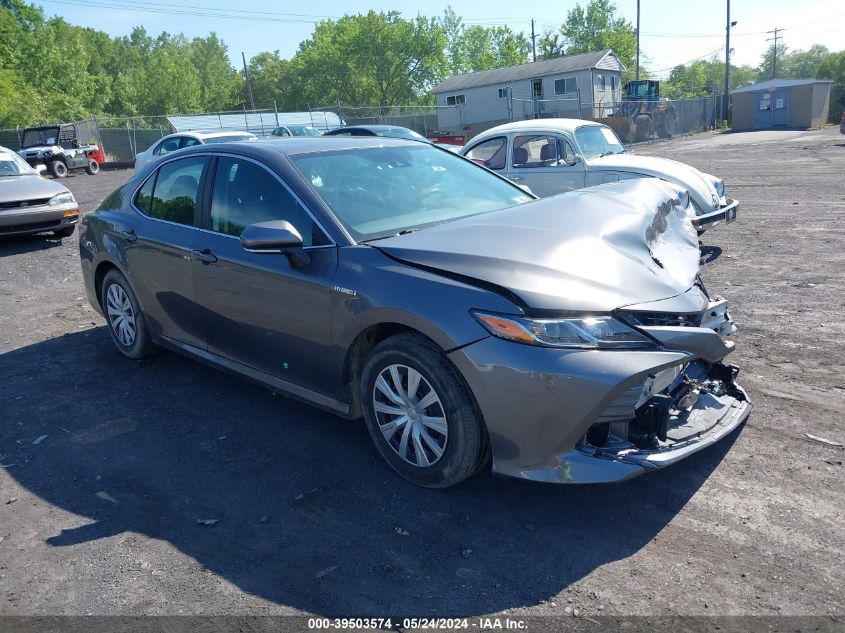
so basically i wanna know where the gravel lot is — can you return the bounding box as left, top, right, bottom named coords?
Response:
left=0, top=129, right=843, bottom=622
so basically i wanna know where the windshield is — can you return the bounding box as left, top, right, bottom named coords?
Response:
left=204, top=134, right=257, bottom=144
left=20, top=127, right=60, bottom=148
left=0, top=149, right=35, bottom=175
left=574, top=125, right=626, bottom=159
left=292, top=145, right=532, bottom=242
left=290, top=126, right=321, bottom=137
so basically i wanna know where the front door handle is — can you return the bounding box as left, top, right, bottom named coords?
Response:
left=192, top=248, right=218, bottom=264
left=120, top=229, right=138, bottom=243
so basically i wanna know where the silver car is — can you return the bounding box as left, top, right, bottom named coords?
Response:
left=80, top=138, right=750, bottom=488
left=0, top=146, right=79, bottom=238
left=462, top=119, right=739, bottom=232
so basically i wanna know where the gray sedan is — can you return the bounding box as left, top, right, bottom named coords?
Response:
left=0, top=145, right=79, bottom=238
left=79, top=138, right=750, bottom=488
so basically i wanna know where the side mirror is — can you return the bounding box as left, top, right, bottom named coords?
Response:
left=566, top=155, right=583, bottom=166
left=240, top=220, right=310, bottom=268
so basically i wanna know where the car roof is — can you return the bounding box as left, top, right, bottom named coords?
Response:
left=166, top=136, right=429, bottom=160
left=474, top=118, right=604, bottom=137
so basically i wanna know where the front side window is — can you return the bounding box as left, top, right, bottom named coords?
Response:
left=273, top=127, right=291, bottom=137
left=155, top=137, right=181, bottom=156
left=464, top=136, right=507, bottom=171
left=292, top=145, right=532, bottom=242
left=513, top=135, right=559, bottom=168
left=209, top=157, right=329, bottom=247
left=148, top=157, right=206, bottom=225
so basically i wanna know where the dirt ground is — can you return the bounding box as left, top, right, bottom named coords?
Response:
left=0, top=128, right=843, bottom=623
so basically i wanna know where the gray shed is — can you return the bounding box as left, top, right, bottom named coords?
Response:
left=730, top=79, right=832, bottom=131
left=431, top=50, right=625, bottom=135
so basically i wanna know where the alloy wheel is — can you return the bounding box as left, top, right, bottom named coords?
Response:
left=106, top=283, right=136, bottom=347
left=372, top=364, right=448, bottom=467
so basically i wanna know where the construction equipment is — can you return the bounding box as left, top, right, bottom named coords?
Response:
left=599, top=80, right=677, bottom=143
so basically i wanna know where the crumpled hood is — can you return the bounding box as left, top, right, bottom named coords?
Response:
left=375, top=178, right=701, bottom=312
left=0, top=174, right=68, bottom=202
left=589, top=153, right=719, bottom=211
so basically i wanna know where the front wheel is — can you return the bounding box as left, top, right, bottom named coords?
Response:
left=101, top=269, right=157, bottom=359
left=50, top=160, right=68, bottom=178
left=658, top=109, right=676, bottom=138
left=85, top=159, right=100, bottom=175
left=360, top=333, right=488, bottom=488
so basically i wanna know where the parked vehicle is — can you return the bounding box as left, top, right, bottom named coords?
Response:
left=598, top=79, right=677, bottom=142
left=840, top=111, right=845, bottom=134
left=0, top=145, right=79, bottom=238
left=18, top=121, right=103, bottom=178
left=461, top=119, right=739, bottom=232
left=134, top=131, right=258, bottom=171
left=80, top=138, right=749, bottom=488
left=323, top=125, right=429, bottom=142
left=271, top=125, right=322, bottom=137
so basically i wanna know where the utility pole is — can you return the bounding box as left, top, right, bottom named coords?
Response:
left=635, top=0, right=640, bottom=81
left=723, top=0, right=734, bottom=122
left=530, top=19, right=537, bottom=62
left=242, top=51, right=255, bottom=111
left=766, top=28, right=784, bottom=79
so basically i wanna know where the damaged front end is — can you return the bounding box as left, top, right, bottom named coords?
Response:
left=578, top=284, right=751, bottom=473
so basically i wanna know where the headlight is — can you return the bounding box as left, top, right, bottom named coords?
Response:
left=49, top=192, right=75, bottom=206
left=43, top=149, right=53, bottom=157
left=472, top=311, right=657, bottom=349
left=713, top=179, right=724, bottom=197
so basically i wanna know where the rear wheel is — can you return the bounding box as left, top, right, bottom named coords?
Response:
left=50, top=160, right=68, bottom=178
left=85, top=159, right=100, bottom=175
left=361, top=333, right=488, bottom=488
left=101, top=269, right=157, bottom=359
left=658, top=109, right=677, bottom=138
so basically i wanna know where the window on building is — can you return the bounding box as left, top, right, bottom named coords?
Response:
left=611, top=75, right=617, bottom=91
left=596, top=74, right=606, bottom=90
left=532, top=79, right=543, bottom=98
left=554, top=77, right=578, bottom=95
left=446, top=94, right=466, bottom=106
left=498, top=88, right=508, bottom=99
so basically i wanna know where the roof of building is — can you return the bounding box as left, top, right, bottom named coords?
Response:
left=431, top=50, right=621, bottom=93
left=731, top=78, right=833, bottom=94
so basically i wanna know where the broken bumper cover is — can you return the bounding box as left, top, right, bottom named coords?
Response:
left=693, top=198, right=739, bottom=231
left=448, top=330, right=750, bottom=484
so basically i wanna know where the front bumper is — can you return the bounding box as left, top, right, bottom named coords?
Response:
left=692, top=198, right=739, bottom=232
left=0, top=203, right=79, bottom=236
left=449, top=328, right=749, bottom=484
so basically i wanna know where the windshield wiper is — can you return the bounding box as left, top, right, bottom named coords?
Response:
left=598, top=151, right=618, bottom=158
left=361, top=228, right=421, bottom=244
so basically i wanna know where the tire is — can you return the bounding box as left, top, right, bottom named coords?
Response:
left=53, top=225, right=75, bottom=238
left=634, top=115, right=652, bottom=142
left=50, top=159, right=68, bottom=178
left=101, top=269, right=157, bottom=360
left=85, top=159, right=100, bottom=175
left=658, top=109, right=677, bottom=138
left=360, top=333, right=488, bottom=488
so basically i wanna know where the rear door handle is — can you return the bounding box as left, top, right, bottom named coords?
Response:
left=120, top=229, right=137, bottom=243
left=192, top=248, right=218, bottom=264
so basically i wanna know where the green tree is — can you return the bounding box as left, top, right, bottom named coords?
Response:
left=191, top=33, right=241, bottom=111
left=438, top=7, right=529, bottom=75
left=539, top=0, right=636, bottom=80
left=662, top=57, right=757, bottom=99
left=248, top=52, right=294, bottom=110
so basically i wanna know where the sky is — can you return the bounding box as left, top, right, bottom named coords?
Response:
left=31, top=0, right=845, bottom=78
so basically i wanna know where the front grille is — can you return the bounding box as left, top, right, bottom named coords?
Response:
left=0, top=219, right=61, bottom=234
left=621, top=311, right=703, bottom=328
left=0, top=198, right=52, bottom=210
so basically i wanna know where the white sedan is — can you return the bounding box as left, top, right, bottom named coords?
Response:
left=461, top=119, right=738, bottom=232
left=134, top=131, right=258, bottom=171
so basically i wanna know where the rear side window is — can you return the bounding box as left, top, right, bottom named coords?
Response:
left=136, top=157, right=206, bottom=226
left=464, top=136, right=507, bottom=170
left=134, top=173, right=156, bottom=215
